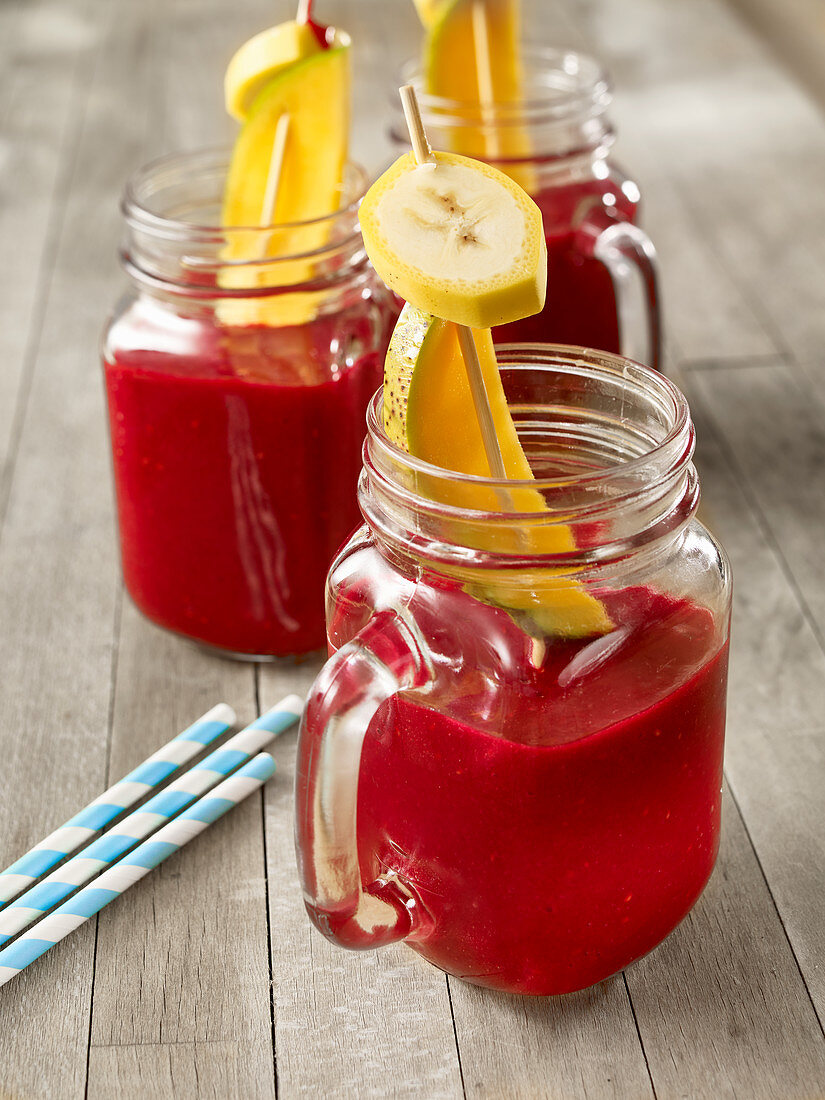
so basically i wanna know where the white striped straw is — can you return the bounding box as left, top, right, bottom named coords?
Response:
left=0, top=695, right=303, bottom=945
left=0, top=703, right=236, bottom=907
left=0, top=753, right=277, bottom=987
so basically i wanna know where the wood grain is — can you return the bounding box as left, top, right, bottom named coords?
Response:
left=0, top=0, right=123, bottom=1091
left=88, top=1040, right=274, bottom=1100
left=449, top=977, right=654, bottom=1099
left=260, top=658, right=466, bottom=1100
left=0, top=0, right=100, bottom=518
left=1, top=0, right=825, bottom=1095
left=627, top=790, right=825, bottom=1099
left=683, top=363, right=825, bottom=1029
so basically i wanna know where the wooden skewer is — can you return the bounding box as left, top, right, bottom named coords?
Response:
left=399, top=85, right=507, bottom=481
left=261, top=0, right=313, bottom=241
left=399, top=84, right=435, bottom=165
left=260, top=112, right=291, bottom=229
left=455, top=326, right=506, bottom=478
left=471, top=0, right=502, bottom=161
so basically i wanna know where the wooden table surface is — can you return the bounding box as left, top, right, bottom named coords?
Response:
left=1, top=0, right=824, bottom=1096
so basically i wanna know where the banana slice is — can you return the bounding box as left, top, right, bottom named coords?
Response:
left=358, top=150, right=545, bottom=329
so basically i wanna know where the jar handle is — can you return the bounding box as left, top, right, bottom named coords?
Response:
left=295, top=607, right=433, bottom=949
left=576, top=202, right=662, bottom=372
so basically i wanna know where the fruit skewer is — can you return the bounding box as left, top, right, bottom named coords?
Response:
left=399, top=84, right=507, bottom=480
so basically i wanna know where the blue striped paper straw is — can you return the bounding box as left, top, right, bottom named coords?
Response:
left=0, top=753, right=277, bottom=987
left=0, top=703, right=237, bottom=907
left=0, top=695, right=303, bottom=945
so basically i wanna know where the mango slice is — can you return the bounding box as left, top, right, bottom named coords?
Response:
left=384, top=303, right=613, bottom=639
left=410, top=0, right=448, bottom=25
left=224, top=21, right=326, bottom=122
left=219, top=36, right=350, bottom=327
left=423, top=0, right=533, bottom=178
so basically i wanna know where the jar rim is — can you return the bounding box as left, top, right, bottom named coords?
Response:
left=366, top=344, right=692, bottom=514
left=393, top=46, right=612, bottom=124
left=122, top=147, right=370, bottom=241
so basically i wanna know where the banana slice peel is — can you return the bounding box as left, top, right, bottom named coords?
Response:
left=384, top=303, right=613, bottom=639
left=359, top=151, right=545, bottom=329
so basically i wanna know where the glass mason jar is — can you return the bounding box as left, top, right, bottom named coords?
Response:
left=295, top=346, right=730, bottom=995
left=102, top=149, right=399, bottom=659
left=390, top=48, right=661, bottom=370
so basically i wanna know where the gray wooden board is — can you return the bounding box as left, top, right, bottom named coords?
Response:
left=573, top=0, right=825, bottom=368
left=449, top=976, right=655, bottom=1100
left=0, top=0, right=100, bottom=522
left=627, top=788, right=825, bottom=1100
left=85, top=605, right=268, bottom=1094
left=1, top=0, right=825, bottom=1095
left=0, top=0, right=125, bottom=1090
left=684, top=362, right=825, bottom=1029
left=260, top=658, right=467, bottom=1100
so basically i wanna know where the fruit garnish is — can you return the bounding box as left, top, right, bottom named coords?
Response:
left=424, top=0, right=521, bottom=107
left=410, top=0, right=446, bottom=24
left=358, top=149, right=545, bottom=329
left=384, top=303, right=613, bottom=640
left=418, top=0, right=532, bottom=182
left=224, top=19, right=327, bottom=122
left=365, top=87, right=611, bottom=641
left=386, top=304, right=539, bottom=489
left=219, top=25, right=351, bottom=327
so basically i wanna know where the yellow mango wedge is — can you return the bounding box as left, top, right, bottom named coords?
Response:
left=219, top=34, right=350, bottom=327
left=385, top=303, right=613, bottom=639
left=224, top=20, right=326, bottom=122
left=410, top=0, right=448, bottom=25
left=423, top=0, right=533, bottom=181
left=359, top=150, right=545, bottom=329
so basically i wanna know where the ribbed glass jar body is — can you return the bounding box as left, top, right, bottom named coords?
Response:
left=297, top=346, right=730, bottom=994
left=102, top=150, right=399, bottom=657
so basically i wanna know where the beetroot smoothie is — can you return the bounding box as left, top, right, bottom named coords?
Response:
left=104, top=316, right=383, bottom=656
left=348, top=584, right=727, bottom=995
left=493, top=173, right=639, bottom=353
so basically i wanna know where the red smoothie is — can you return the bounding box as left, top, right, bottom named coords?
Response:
left=343, top=582, right=727, bottom=994
left=494, top=172, right=639, bottom=353
left=104, top=315, right=384, bottom=656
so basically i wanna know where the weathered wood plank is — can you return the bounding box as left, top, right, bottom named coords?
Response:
left=86, top=606, right=265, bottom=1056
left=572, top=0, right=825, bottom=367
left=0, top=0, right=101, bottom=516
left=528, top=0, right=780, bottom=366
left=89, top=1040, right=274, bottom=1099
left=0, top=0, right=124, bottom=1092
left=450, top=977, right=654, bottom=1099
left=260, top=658, right=466, bottom=1100
left=681, top=362, right=825, bottom=1027
left=621, top=156, right=778, bottom=365
left=153, top=0, right=280, bottom=155
left=728, top=0, right=825, bottom=114
left=627, top=789, right=825, bottom=1099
